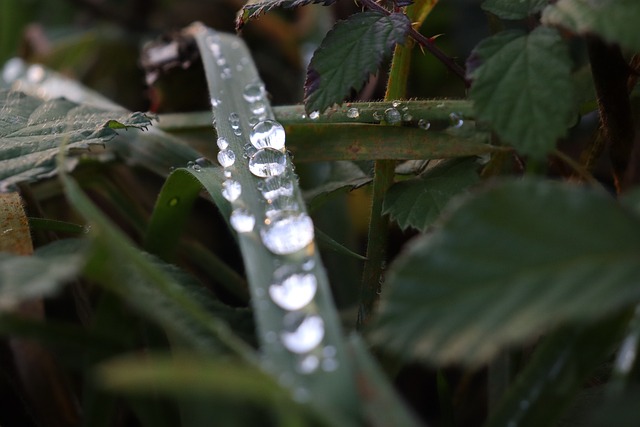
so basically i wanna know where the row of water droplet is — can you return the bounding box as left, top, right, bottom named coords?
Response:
left=204, top=31, right=337, bottom=386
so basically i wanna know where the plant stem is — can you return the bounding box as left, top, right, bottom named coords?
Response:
left=587, top=37, right=635, bottom=192
left=358, top=29, right=417, bottom=328
left=359, top=0, right=467, bottom=84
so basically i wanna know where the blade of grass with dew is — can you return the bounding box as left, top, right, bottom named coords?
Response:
left=189, top=23, right=362, bottom=422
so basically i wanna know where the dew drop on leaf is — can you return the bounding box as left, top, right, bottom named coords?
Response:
left=309, top=111, right=320, bottom=120
left=403, top=113, right=413, bottom=122
left=260, top=174, right=294, bottom=201
left=210, top=97, right=221, bottom=108
left=384, top=107, right=401, bottom=124
left=243, top=82, right=266, bottom=103
left=217, top=149, right=236, bottom=168
left=418, top=119, right=431, bottom=130
left=346, top=107, right=360, bottom=119
left=250, top=101, right=267, bottom=118
left=217, top=137, right=229, bottom=150
left=449, top=112, right=464, bottom=128
left=392, top=100, right=401, bottom=108
left=230, top=208, right=255, bottom=233
left=222, top=179, right=242, bottom=202
left=249, top=120, right=286, bottom=150
left=195, top=157, right=212, bottom=167
left=260, top=212, right=314, bottom=255
left=298, top=354, right=320, bottom=374
left=248, top=148, right=286, bottom=178
left=269, top=273, right=317, bottom=311
left=281, top=312, right=324, bottom=353
left=26, top=65, right=45, bottom=83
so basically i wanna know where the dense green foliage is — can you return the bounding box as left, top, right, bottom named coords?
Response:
left=1, top=0, right=640, bottom=426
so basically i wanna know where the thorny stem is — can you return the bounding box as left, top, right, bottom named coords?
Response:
left=359, top=0, right=467, bottom=84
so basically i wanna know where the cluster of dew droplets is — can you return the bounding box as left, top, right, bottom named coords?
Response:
left=203, top=32, right=334, bottom=388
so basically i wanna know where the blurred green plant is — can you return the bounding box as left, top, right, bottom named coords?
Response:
left=1, top=0, right=640, bottom=426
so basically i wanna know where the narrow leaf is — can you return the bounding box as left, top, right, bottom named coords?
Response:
left=482, top=0, right=548, bottom=20
left=304, top=12, right=411, bottom=114
left=304, top=161, right=372, bottom=212
left=237, top=0, right=338, bottom=29
left=383, top=157, right=481, bottom=232
left=542, top=0, right=640, bottom=52
left=467, top=27, right=575, bottom=159
left=372, top=178, right=640, bottom=366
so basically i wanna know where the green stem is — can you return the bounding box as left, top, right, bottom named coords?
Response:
left=357, top=42, right=412, bottom=328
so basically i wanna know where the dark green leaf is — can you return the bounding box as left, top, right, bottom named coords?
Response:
left=0, top=90, right=150, bottom=190
left=304, top=12, right=411, bottom=114
left=372, top=179, right=640, bottom=366
left=237, top=0, right=338, bottom=29
left=0, top=239, right=88, bottom=309
left=304, top=161, right=372, bottom=212
left=486, top=313, right=629, bottom=427
left=383, top=158, right=480, bottom=232
left=542, top=0, right=640, bottom=52
left=468, top=27, right=575, bottom=159
left=482, top=0, right=548, bottom=19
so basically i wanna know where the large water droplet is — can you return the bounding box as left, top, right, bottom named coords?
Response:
left=346, top=107, right=360, bottom=119
left=260, top=212, right=314, bottom=255
left=249, top=120, right=285, bottom=150
left=243, top=82, right=266, bottom=103
left=248, top=148, right=286, bottom=178
left=217, top=137, right=229, bottom=150
left=269, top=273, right=317, bottom=311
left=217, top=149, right=236, bottom=168
left=260, top=174, right=294, bottom=201
left=230, top=209, right=255, bottom=233
left=222, top=179, right=242, bottom=202
left=281, top=312, right=324, bottom=354
left=298, top=354, right=320, bottom=374
left=265, top=199, right=299, bottom=218
left=195, top=157, right=212, bottom=168
left=384, top=108, right=401, bottom=124
left=309, top=111, right=320, bottom=120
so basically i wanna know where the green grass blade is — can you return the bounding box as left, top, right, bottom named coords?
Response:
left=189, top=24, right=361, bottom=421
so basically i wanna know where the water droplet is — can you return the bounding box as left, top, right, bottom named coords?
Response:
left=250, top=101, right=267, bottom=118
left=243, top=82, right=266, bottom=103
left=233, top=127, right=242, bottom=136
left=265, top=199, right=299, bottom=218
left=372, top=111, right=382, bottom=121
left=302, top=258, right=315, bottom=271
left=309, top=111, right=320, bottom=120
left=2, top=58, right=25, bottom=83
left=346, top=107, right=360, bottom=119
left=301, top=114, right=307, bottom=119
left=436, top=102, right=445, bottom=108
left=269, top=273, right=317, bottom=311
left=195, top=157, right=212, bottom=167
left=217, top=149, right=236, bottom=168
left=191, top=164, right=202, bottom=172
left=392, top=100, right=401, bottom=108
left=228, top=112, right=240, bottom=126
left=321, top=357, right=339, bottom=372
left=224, top=170, right=232, bottom=178
left=281, top=312, right=324, bottom=353
left=248, top=148, right=286, bottom=178
left=248, top=116, right=260, bottom=126
left=26, top=64, right=45, bottom=83
left=384, top=108, right=401, bottom=124
left=449, top=112, right=464, bottom=128
left=298, top=354, right=320, bottom=374
left=222, top=180, right=242, bottom=202
left=168, top=198, right=179, bottom=207
left=402, top=113, right=413, bottom=121
left=418, top=119, right=431, bottom=130
left=323, top=345, right=337, bottom=358
left=260, top=212, right=314, bottom=255
left=249, top=120, right=286, bottom=150
left=220, top=67, right=232, bottom=79
left=186, top=160, right=195, bottom=168
left=230, top=208, right=255, bottom=233
left=210, top=97, right=221, bottom=108
left=260, top=174, right=294, bottom=201
left=217, top=137, right=229, bottom=150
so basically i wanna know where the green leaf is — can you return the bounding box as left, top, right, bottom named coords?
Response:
left=0, top=239, right=88, bottom=310
left=0, top=89, right=150, bottom=190
left=482, top=0, right=548, bottom=20
left=372, top=178, right=640, bottom=366
left=304, top=12, right=411, bottom=114
left=486, top=314, right=629, bottom=427
left=236, top=0, right=338, bottom=29
left=542, top=0, right=640, bottom=52
left=468, top=27, right=575, bottom=159
left=383, top=158, right=481, bottom=232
